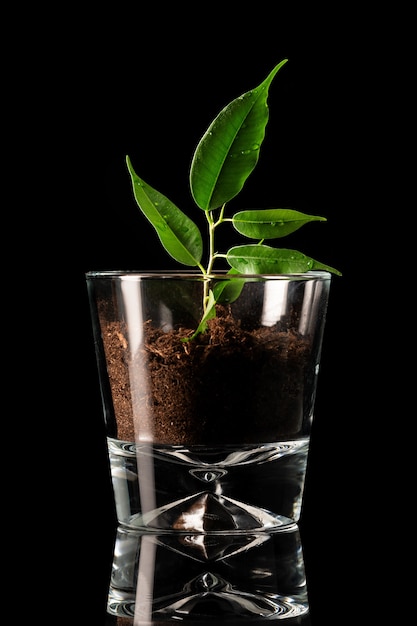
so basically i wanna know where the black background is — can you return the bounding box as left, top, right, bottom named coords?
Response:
left=26, top=8, right=389, bottom=623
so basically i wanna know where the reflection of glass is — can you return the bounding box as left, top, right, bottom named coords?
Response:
left=106, top=524, right=310, bottom=623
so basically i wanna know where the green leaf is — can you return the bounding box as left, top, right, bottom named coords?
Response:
left=213, top=269, right=245, bottom=304
left=232, top=209, right=326, bottom=239
left=190, top=59, right=288, bottom=211
left=227, top=244, right=342, bottom=275
left=126, top=156, right=203, bottom=267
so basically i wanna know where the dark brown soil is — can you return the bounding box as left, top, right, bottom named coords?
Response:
left=100, top=305, right=312, bottom=445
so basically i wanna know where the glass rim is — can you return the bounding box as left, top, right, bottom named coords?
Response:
left=85, top=269, right=332, bottom=281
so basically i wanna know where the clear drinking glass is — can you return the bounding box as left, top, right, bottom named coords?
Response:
left=86, top=271, right=331, bottom=533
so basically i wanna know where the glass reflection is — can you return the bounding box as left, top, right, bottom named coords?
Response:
left=105, top=523, right=311, bottom=624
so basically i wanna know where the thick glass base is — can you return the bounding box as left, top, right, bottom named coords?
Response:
left=108, top=438, right=309, bottom=532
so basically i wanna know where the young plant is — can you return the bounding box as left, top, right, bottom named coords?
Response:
left=126, top=59, right=341, bottom=337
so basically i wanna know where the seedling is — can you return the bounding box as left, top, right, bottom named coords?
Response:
left=126, top=59, right=341, bottom=337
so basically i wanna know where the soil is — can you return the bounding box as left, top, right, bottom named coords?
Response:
left=99, top=304, right=313, bottom=445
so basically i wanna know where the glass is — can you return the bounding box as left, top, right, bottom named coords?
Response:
left=86, top=271, right=331, bottom=534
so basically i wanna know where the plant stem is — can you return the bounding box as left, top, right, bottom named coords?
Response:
left=201, top=205, right=227, bottom=311
left=206, top=205, right=226, bottom=274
